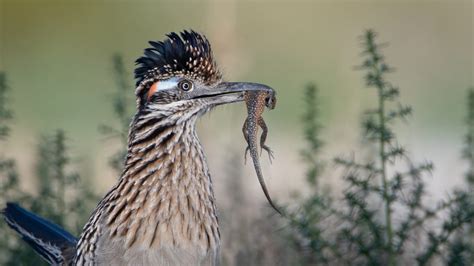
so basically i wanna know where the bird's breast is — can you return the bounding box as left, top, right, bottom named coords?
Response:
left=91, top=128, right=220, bottom=265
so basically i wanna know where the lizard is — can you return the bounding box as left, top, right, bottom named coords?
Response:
left=242, top=90, right=282, bottom=215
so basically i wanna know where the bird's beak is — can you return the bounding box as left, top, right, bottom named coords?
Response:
left=191, top=82, right=276, bottom=105
left=213, top=82, right=275, bottom=94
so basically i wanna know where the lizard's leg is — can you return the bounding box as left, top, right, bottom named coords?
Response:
left=258, top=117, right=274, bottom=163
left=242, top=118, right=250, bottom=164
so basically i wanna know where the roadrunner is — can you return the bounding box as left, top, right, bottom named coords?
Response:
left=3, top=30, right=275, bottom=265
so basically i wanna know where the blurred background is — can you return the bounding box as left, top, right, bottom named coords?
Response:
left=0, top=0, right=473, bottom=265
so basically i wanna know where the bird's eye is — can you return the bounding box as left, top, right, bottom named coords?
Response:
left=178, top=80, right=193, bottom=91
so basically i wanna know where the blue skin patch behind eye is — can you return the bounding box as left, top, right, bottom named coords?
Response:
left=157, top=77, right=180, bottom=91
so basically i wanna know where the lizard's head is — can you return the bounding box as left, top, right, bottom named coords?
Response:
left=265, top=94, right=277, bottom=110
left=134, top=30, right=275, bottom=118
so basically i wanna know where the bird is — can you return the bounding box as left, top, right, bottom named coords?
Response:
left=3, top=30, right=275, bottom=265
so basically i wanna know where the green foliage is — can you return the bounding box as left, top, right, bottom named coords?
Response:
left=0, top=72, right=97, bottom=264
left=333, top=29, right=430, bottom=265
left=0, top=73, right=13, bottom=140
left=0, top=54, right=130, bottom=264
left=463, top=88, right=474, bottom=189
left=0, top=73, right=24, bottom=204
left=466, top=88, right=474, bottom=262
left=421, top=191, right=474, bottom=265
left=287, top=83, right=336, bottom=264
left=447, top=237, right=471, bottom=266
left=0, top=72, right=37, bottom=266
left=444, top=88, right=474, bottom=265
left=99, top=54, right=134, bottom=173
left=301, top=84, right=324, bottom=187
left=32, top=130, right=97, bottom=234
left=290, top=30, right=474, bottom=265
left=33, top=131, right=75, bottom=226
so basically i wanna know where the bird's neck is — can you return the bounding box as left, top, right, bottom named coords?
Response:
left=103, top=110, right=220, bottom=256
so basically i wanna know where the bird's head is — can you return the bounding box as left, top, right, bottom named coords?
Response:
left=134, top=30, right=275, bottom=117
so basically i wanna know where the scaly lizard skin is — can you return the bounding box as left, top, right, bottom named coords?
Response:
left=243, top=91, right=282, bottom=215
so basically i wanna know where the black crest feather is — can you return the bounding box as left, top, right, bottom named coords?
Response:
left=134, top=30, right=221, bottom=87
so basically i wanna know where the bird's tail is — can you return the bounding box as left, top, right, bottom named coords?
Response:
left=2, top=202, right=78, bottom=265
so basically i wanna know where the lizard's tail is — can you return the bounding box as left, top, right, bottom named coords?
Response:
left=249, top=146, right=284, bottom=216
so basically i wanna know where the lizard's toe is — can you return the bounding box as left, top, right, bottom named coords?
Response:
left=262, top=146, right=274, bottom=164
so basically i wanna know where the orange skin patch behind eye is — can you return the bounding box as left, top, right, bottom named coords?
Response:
left=147, top=82, right=159, bottom=101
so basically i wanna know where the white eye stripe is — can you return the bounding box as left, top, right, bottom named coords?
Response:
left=156, top=77, right=180, bottom=91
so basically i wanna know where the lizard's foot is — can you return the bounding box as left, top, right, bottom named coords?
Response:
left=244, top=146, right=250, bottom=164
left=261, top=145, right=274, bottom=163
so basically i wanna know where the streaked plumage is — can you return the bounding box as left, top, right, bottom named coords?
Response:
left=3, top=30, right=275, bottom=265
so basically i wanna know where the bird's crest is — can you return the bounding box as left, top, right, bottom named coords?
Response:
left=135, top=30, right=222, bottom=102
